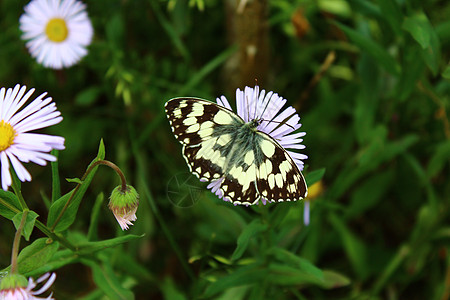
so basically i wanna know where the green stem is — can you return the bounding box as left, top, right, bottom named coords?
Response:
left=10, top=210, right=29, bottom=274
left=50, top=160, right=127, bottom=232
left=10, top=171, right=28, bottom=210
left=128, top=123, right=195, bottom=281
left=371, top=244, right=410, bottom=295
left=35, top=220, right=77, bottom=251
left=138, top=173, right=195, bottom=281
left=0, top=197, right=77, bottom=251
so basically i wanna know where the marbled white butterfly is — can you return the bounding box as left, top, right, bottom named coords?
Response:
left=165, top=86, right=308, bottom=206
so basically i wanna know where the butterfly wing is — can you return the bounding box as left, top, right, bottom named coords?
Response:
left=165, top=97, right=307, bottom=205
left=165, top=97, right=241, bottom=178
left=253, top=131, right=307, bottom=202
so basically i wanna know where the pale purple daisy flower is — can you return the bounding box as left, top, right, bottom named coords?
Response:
left=19, top=0, right=93, bottom=69
left=210, top=86, right=307, bottom=205
left=0, top=84, right=65, bottom=191
left=0, top=273, right=56, bottom=300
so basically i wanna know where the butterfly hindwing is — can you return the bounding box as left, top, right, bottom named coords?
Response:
left=254, top=131, right=307, bottom=202
left=165, top=97, right=307, bottom=205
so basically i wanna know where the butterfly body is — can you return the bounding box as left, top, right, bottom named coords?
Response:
left=165, top=97, right=307, bottom=206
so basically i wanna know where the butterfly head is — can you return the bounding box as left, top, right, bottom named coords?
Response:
left=247, top=118, right=262, bottom=131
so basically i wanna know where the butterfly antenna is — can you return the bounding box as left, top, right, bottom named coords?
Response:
left=252, top=86, right=259, bottom=121
left=260, top=117, right=296, bottom=131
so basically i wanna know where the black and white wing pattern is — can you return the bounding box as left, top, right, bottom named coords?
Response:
left=165, top=97, right=307, bottom=206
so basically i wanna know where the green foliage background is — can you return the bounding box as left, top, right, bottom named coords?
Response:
left=0, top=0, right=450, bottom=299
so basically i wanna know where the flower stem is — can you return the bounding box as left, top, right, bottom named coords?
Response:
left=0, top=197, right=77, bottom=251
left=10, top=210, right=28, bottom=274
left=50, top=160, right=127, bottom=232
left=10, top=169, right=28, bottom=210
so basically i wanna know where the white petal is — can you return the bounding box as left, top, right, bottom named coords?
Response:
left=1, top=152, right=12, bottom=190
left=6, top=152, right=31, bottom=182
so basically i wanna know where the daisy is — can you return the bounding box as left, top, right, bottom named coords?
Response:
left=0, top=84, right=65, bottom=191
left=0, top=272, right=56, bottom=299
left=19, top=0, right=94, bottom=69
left=210, top=86, right=308, bottom=204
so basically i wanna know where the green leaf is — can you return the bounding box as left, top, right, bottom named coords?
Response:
left=203, top=264, right=267, bottom=298
left=86, top=260, right=135, bottom=300
left=66, top=178, right=83, bottom=184
left=268, top=264, right=350, bottom=289
left=334, top=21, right=400, bottom=75
left=178, top=46, right=237, bottom=95
left=231, top=219, right=268, bottom=261
left=377, top=0, right=403, bottom=35
left=0, top=189, right=21, bottom=220
left=305, top=168, right=326, bottom=186
left=268, top=263, right=324, bottom=286
left=25, top=249, right=78, bottom=277
left=98, top=139, right=106, bottom=158
left=427, top=140, right=450, bottom=177
left=76, top=235, right=144, bottom=255
left=403, top=14, right=432, bottom=49
left=47, top=140, right=106, bottom=232
left=161, top=277, right=187, bottom=300
left=12, top=211, right=39, bottom=241
left=318, top=0, right=352, bottom=17
left=321, top=270, right=351, bottom=289
left=346, top=170, right=394, bottom=218
left=402, top=13, right=441, bottom=75
left=0, top=238, right=60, bottom=275
left=359, top=131, right=419, bottom=169
left=149, top=0, right=190, bottom=60
left=87, top=193, right=105, bottom=241
left=329, top=213, right=369, bottom=279
left=106, top=13, right=124, bottom=49
left=397, top=44, right=426, bottom=100
left=443, top=63, right=450, bottom=79
left=75, top=86, right=102, bottom=106
left=268, top=247, right=324, bottom=279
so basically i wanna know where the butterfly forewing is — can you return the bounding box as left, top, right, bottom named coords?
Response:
left=165, top=97, right=307, bottom=205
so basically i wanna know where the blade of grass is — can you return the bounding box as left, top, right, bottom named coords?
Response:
left=128, top=123, right=195, bottom=282
left=149, top=0, right=190, bottom=61
left=178, top=45, right=237, bottom=95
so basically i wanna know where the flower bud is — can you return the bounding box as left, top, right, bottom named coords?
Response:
left=0, top=272, right=56, bottom=299
left=108, top=185, right=139, bottom=230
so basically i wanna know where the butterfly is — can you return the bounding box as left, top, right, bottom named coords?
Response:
left=165, top=87, right=307, bottom=206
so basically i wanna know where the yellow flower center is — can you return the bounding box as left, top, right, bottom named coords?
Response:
left=0, top=121, right=16, bottom=152
left=45, top=18, right=68, bottom=42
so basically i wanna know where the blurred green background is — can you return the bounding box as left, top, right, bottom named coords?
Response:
left=1, top=0, right=449, bottom=299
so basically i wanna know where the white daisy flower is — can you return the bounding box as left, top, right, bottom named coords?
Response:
left=0, top=84, right=65, bottom=191
left=19, top=0, right=94, bottom=69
